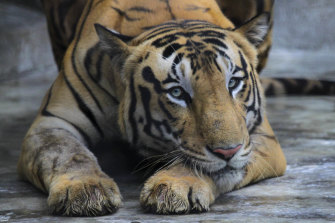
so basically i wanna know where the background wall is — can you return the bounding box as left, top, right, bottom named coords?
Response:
left=0, top=0, right=335, bottom=82
left=262, top=0, right=335, bottom=80
left=0, top=0, right=54, bottom=82
left=273, top=0, right=335, bottom=51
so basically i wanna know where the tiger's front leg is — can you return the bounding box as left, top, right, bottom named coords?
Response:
left=140, top=165, right=218, bottom=214
left=18, top=118, right=122, bottom=216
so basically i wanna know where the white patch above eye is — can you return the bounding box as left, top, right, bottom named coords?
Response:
left=163, top=53, right=194, bottom=107
left=177, top=61, right=194, bottom=98
left=231, top=80, right=244, bottom=98
left=216, top=54, right=244, bottom=97
left=166, top=94, right=187, bottom=108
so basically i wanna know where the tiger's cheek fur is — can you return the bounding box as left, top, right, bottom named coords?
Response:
left=121, top=81, right=182, bottom=153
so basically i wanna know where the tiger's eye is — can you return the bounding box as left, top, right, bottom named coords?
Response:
left=228, top=78, right=237, bottom=88
left=171, top=88, right=182, bottom=98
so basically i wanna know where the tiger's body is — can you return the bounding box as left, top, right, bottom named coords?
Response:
left=18, top=0, right=288, bottom=216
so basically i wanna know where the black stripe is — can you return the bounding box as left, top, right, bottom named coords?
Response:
left=128, top=72, right=138, bottom=144
left=239, top=51, right=252, bottom=103
left=128, top=6, right=153, bottom=13
left=188, top=187, right=194, bottom=208
left=213, top=46, right=229, bottom=59
left=142, top=66, right=163, bottom=93
left=171, top=53, right=184, bottom=79
left=247, top=71, right=257, bottom=113
left=139, top=86, right=171, bottom=142
left=151, top=34, right=179, bottom=48
left=162, top=0, right=176, bottom=20
left=158, top=99, right=176, bottom=121
left=84, top=43, right=119, bottom=103
left=250, top=72, right=263, bottom=133
left=254, top=71, right=262, bottom=108
left=93, top=0, right=106, bottom=8
left=185, top=5, right=210, bottom=13
left=239, top=51, right=248, bottom=76
left=213, top=59, right=222, bottom=73
left=247, top=70, right=263, bottom=134
left=63, top=73, right=104, bottom=138
left=71, top=0, right=104, bottom=113
left=249, top=113, right=262, bottom=134
left=162, top=72, right=179, bottom=84
left=139, top=86, right=159, bottom=138
left=244, top=87, right=252, bottom=103
left=162, top=43, right=182, bottom=58
left=198, top=30, right=226, bottom=39
left=111, top=7, right=140, bottom=21
left=41, top=110, right=94, bottom=148
left=143, top=26, right=178, bottom=38
left=203, top=38, right=227, bottom=49
left=41, top=82, right=97, bottom=146
left=84, top=44, right=97, bottom=79
left=232, top=65, right=243, bottom=75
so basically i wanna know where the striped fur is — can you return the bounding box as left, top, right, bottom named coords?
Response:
left=18, top=0, right=286, bottom=216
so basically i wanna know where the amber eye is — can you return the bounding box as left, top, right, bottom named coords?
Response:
left=169, top=87, right=183, bottom=98
left=228, top=77, right=241, bottom=89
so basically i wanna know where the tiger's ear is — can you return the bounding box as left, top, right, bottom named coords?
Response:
left=94, top=23, right=133, bottom=57
left=234, top=13, right=270, bottom=47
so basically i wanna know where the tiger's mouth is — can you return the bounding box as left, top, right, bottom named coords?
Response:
left=177, top=144, right=252, bottom=175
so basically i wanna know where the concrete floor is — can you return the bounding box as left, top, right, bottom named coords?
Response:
left=1, top=1, right=335, bottom=223
left=1, top=75, right=335, bottom=223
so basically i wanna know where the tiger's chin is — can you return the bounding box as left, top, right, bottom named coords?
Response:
left=180, top=149, right=252, bottom=193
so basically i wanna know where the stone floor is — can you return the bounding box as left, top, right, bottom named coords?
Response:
left=1, top=69, right=335, bottom=223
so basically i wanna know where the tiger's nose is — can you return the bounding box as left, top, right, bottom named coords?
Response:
left=208, top=144, right=242, bottom=161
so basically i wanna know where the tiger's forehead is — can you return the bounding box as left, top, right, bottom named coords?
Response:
left=140, top=32, right=244, bottom=78
left=130, top=20, right=251, bottom=95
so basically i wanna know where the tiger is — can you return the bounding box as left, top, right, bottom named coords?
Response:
left=18, top=0, right=308, bottom=217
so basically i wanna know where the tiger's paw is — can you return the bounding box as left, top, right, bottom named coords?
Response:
left=140, top=171, right=215, bottom=214
left=48, top=174, right=122, bottom=216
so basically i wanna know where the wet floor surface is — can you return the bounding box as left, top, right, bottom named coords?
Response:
left=0, top=72, right=335, bottom=222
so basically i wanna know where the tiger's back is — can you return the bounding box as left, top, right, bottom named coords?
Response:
left=42, top=0, right=274, bottom=72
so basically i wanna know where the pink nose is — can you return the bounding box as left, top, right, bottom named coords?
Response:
left=213, top=144, right=242, bottom=159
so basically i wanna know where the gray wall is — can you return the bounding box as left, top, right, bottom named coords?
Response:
left=273, top=0, right=335, bottom=51
left=0, top=0, right=335, bottom=81
left=0, top=1, right=54, bottom=82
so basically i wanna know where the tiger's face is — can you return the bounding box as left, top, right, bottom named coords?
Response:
left=96, top=19, right=266, bottom=174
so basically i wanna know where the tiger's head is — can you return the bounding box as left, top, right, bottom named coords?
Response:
left=95, top=14, right=270, bottom=175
